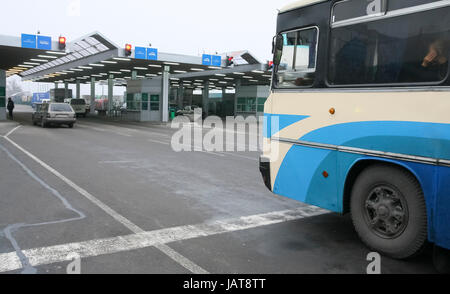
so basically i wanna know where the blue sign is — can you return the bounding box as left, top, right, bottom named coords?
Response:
left=202, top=54, right=212, bottom=66
left=147, top=48, right=158, bottom=61
left=37, top=36, right=52, bottom=50
left=135, top=47, right=147, bottom=59
left=21, top=34, right=37, bottom=49
left=212, top=55, right=222, bottom=67
left=32, top=92, right=50, bottom=108
left=202, top=54, right=222, bottom=67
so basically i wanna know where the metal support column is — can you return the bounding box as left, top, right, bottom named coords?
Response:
left=161, top=66, right=170, bottom=123
left=108, top=74, right=114, bottom=116
left=55, top=82, right=59, bottom=89
left=131, top=70, right=138, bottom=80
left=234, top=79, right=241, bottom=117
left=177, top=85, right=184, bottom=109
left=64, top=82, right=69, bottom=99
left=202, top=81, right=210, bottom=117
left=0, top=70, right=6, bottom=121
left=90, top=77, right=96, bottom=114
left=76, top=80, right=81, bottom=99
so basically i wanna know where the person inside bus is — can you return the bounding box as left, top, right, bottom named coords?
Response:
left=421, top=39, right=449, bottom=80
left=400, top=39, right=449, bottom=83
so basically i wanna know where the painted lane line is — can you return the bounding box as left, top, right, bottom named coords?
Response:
left=4, top=126, right=22, bottom=138
left=77, top=124, right=132, bottom=137
left=0, top=206, right=327, bottom=273
left=147, top=139, right=226, bottom=157
left=0, top=142, right=86, bottom=274
left=3, top=130, right=208, bottom=274
left=79, top=122, right=170, bottom=138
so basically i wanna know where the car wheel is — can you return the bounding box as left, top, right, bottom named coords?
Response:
left=68, top=123, right=74, bottom=128
left=350, top=164, right=428, bottom=259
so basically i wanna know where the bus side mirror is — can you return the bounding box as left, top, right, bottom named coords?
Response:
left=273, top=35, right=284, bottom=66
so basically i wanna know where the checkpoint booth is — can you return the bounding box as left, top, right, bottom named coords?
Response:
left=124, top=79, right=163, bottom=122
left=235, top=85, right=270, bottom=118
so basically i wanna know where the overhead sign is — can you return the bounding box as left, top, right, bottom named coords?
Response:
left=202, top=54, right=222, bottom=67
left=21, top=34, right=52, bottom=50
left=37, top=35, right=52, bottom=50
left=147, top=48, right=158, bottom=61
left=21, top=34, right=37, bottom=49
left=134, top=47, right=158, bottom=60
left=212, top=55, right=222, bottom=67
left=135, top=47, right=147, bottom=59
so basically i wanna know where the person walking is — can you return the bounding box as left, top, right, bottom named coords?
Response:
left=6, top=97, right=14, bottom=120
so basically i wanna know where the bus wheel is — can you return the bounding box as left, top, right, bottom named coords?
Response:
left=350, top=164, right=427, bottom=259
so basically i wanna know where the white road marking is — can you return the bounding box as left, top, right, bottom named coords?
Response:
left=4, top=126, right=21, bottom=138
left=79, top=121, right=170, bottom=138
left=148, top=139, right=170, bottom=145
left=0, top=206, right=327, bottom=273
left=147, top=139, right=226, bottom=157
left=99, top=161, right=137, bottom=164
left=2, top=126, right=209, bottom=274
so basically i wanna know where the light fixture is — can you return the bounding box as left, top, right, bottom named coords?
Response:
left=89, top=63, right=105, bottom=67
left=233, top=72, right=245, bottom=75
left=101, top=60, right=118, bottom=64
left=134, top=67, right=148, bottom=70
left=46, top=51, right=66, bottom=55
left=38, top=55, right=58, bottom=59
left=148, top=64, right=162, bottom=68
left=190, top=68, right=204, bottom=71
left=164, top=62, right=180, bottom=66
left=113, top=58, right=131, bottom=61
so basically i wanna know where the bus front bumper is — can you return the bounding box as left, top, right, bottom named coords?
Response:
left=259, top=156, right=272, bottom=191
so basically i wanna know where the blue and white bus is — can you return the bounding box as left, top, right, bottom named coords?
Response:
left=260, top=0, right=450, bottom=260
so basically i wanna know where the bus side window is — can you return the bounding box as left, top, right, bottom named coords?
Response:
left=328, top=6, right=450, bottom=86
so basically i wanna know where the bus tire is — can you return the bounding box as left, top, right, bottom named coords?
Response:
left=350, top=164, right=427, bottom=259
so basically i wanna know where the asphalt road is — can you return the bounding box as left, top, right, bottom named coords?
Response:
left=0, top=106, right=437, bottom=274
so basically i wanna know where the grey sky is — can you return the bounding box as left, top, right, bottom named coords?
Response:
left=2, top=0, right=293, bottom=61
left=2, top=0, right=294, bottom=95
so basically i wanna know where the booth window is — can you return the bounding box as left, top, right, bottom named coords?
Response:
left=328, top=6, right=450, bottom=85
left=274, top=27, right=318, bottom=88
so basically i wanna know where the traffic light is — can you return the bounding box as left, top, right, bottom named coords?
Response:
left=125, top=44, right=132, bottom=56
left=226, top=56, right=234, bottom=67
left=58, top=36, right=66, bottom=50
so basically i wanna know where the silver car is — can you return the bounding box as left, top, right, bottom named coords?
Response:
left=32, top=103, right=77, bottom=128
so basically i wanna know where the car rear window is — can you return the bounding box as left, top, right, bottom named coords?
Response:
left=51, top=104, right=73, bottom=112
left=71, top=99, right=86, bottom=105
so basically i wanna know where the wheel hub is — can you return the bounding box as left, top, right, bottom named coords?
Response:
left=364, top=186, right=409, bottom=239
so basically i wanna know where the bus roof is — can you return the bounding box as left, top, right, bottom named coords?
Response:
left=279, top=0, right=328, bottom=13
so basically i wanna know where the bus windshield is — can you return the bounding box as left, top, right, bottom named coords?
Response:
left=274, top=27, right=318, bottom=88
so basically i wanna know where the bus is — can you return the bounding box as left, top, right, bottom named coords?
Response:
left=260, top=0, right=450, bottom=262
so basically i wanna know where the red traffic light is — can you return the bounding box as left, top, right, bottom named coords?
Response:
left=125, top=44, right=132, bottom=56
left=58, top=36, right=67, bottom=50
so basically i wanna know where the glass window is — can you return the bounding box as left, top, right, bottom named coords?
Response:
left=142, top=93, right=149, bottom=111
left=274, top=27, right=318, bottom=88
left=150, top=95, right=160, bottom=111
left=50, top=104, right=73, bottom=112
left=328, top=7, right=450, bottom=85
